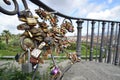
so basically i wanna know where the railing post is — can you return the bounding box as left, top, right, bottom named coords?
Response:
left=95, top=22, right=100, bottom=61
left=114, top=23, right=120, bottom=65
left=99, top=21, right=106, bottom=62
left=107, top=22, right=115, bottom=63
left=89, top=21, right=96, bottom=61
left=104, top=22, right=110, bottom=62
left=85, top=21, right=89, bottom=61
left=76, top=20, right=84, bottom=58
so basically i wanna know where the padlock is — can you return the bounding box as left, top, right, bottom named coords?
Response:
left=30, top=56, right=39, bottom=64
left=15, top=52, right=26, bottom=64
left=67, top=53, right=79, bottom=63
left=17, top=23, right=30, bottom=30
left=26, top=17, right=37, bottom=26
left=30, top=27, right=39, bottom=34
left=34, top=36, right=43, bottom=42
left=38, top=21, right=48, bottom=28
left=30, top=56, right=44, bottom=64
left=38, top=42, right=46, bottom=49
left=50, top=67, right=59, bottom=75
left=61, top=19, right=74, bottom=32
left=50, top=54, right=62, bottom=79
left=18, top=55, right=26, bottom=64
left=33, top=32, right=42, bottom=37
left=35, top=8, right=48, bottom=20
left=22, top=62, right=32, bottom=73
left=31, top=48, right=42, bottom=58
left=22, top=49, right=32, bottom=73
left=15, top=53, right=20, bottom=62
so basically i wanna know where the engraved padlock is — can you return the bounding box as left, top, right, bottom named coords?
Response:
left=31, top=48, right=42, bottom=58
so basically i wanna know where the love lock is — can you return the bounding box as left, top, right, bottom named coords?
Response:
left=49, top=14, right=58, bottom=26
left=17, top=23, right=30, bottom=30
left=26, top=17, right=37, bottom=26
left=22, top=49, right=32, bottom=73
left=61, top=19, right=74, bottom=33
left=35, top=8, right=50, bottom=20
left=50, top=66, right=62, bottom=80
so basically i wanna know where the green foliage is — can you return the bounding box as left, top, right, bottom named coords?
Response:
left=0, top=62, right=49, bottom=80
left=66, top=42, right=100, bottom=56
left=0, top=42, right=7, bottom=50
left=67, top=42, right=76, bottom=50
left=0, top=42, right=22, bottom=56
left=0, top=50, right=17, bottom=56
left=1, top=30, right=11, bottom=44
left=0, top=35, right=22, bottom=56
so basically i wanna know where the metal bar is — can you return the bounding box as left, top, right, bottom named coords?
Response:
left=30, top=0, right=120, bottom=23
left=114, top=23, right=120, bottom=65
left=95, top=22, right=100, bottom=61
left=99, top=22, right=106, bottom=62
left=22, top=0, right=29, bottom=9
left=76, top=20, right=84, bottom=58
left=104, top=22, right=110, bottom=62
left=112, top=23, right=118, bottom=64
left=32, top=64, right=39, bottom=80
left=115, top=23, right=119, bottom=43
left=107, top=22, right=115, bottom=63
left=85, top=21, right=89, bottom=61
left=89, top=21, right=96, bottom=61
left=51, top=54, right=57, bottom=67
left=0, top=0, right=19, bottom=15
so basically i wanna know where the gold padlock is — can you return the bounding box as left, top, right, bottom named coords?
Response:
left=26, top=18, right=37, bottom=26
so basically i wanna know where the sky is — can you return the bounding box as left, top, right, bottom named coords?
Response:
left=0, top=0, right=120, bottom=35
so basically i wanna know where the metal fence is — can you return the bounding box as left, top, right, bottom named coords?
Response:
left=76, top=20, right=120, bottom=65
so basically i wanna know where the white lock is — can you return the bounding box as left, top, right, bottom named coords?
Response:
left=31, top=48, right=41, bottom=58
left=38, top=42, right=46, bottom=49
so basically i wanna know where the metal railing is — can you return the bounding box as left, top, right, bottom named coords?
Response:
left=78, top=20, right=120, bottom=65
left=0, top=0, right=120, bottom=66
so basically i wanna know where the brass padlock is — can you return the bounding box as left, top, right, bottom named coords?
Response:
left=17, top=23, right=30, bottom=30
left=26, top=18, right=37, bottom=26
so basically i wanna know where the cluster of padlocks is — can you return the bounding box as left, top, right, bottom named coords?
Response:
left=15, top=8, right=78, bottom=79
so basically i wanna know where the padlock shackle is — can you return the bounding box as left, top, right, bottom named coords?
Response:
left=27, top=48, right=31, bottom=63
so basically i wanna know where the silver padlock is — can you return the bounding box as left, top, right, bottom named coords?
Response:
left=22, top=49, right=32, bottom=73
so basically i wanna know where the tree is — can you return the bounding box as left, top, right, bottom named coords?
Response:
left=0, top=35, right=2, bottom=42
left=1, top=30, right=11, bottom=44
